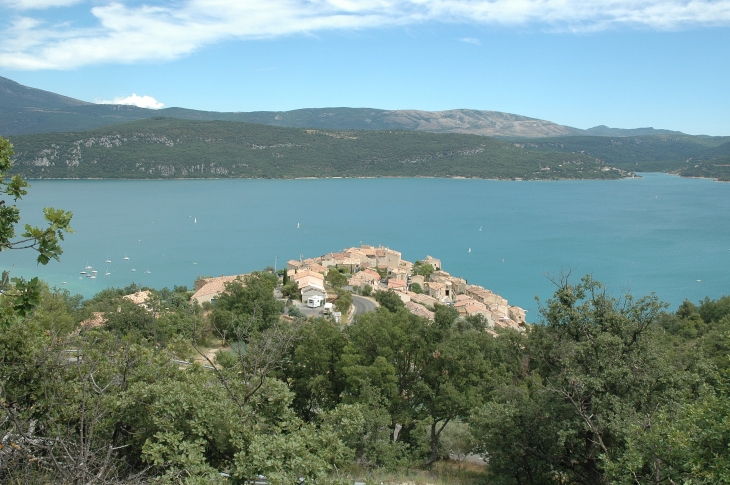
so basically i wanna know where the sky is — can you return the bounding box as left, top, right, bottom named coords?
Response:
left=1, top=0, right=730, bottom=135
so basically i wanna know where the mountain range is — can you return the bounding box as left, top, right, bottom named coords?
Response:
left=0, top=76, right=686, bottom=138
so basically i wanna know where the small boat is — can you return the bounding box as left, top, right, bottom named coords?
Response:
left=124, top=255, right=129, bottom=261
left=80, top=271, right=87, bottom=275
left=468, top=248, right=471, bottom=253
left=85, top=263, right=92, bottom=269
left=90, top=275, right=97, bottom=279
left=479, top=226, right=482, bottom=231
left=86, top=273, right=92, bottom=278
left=194, top=218, right=197, bottom=224
left=92, top=270, right=97, bottom=274
left=105, top=255, right=112, bottom=263
left=131, top=268, right=136, bottom=272
left=144, top=269, right=151, bottom=274
left=297, top=222, right=300, bottom=228
left=62, top=281, right=67, bottom=285
left=105, top=270, right=111, bottom=276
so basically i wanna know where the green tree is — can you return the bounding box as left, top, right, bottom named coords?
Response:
left=373, top=289, right=404, bottom=313
left=209, top=272, right=284, bottom=339
left=281, top=318, right=349, bottom=420
left=410, top=282, right=423, bottom=294
left=0, top=136, right=73, bottom=327
left=472, top=275, right=696, bottom=484
left=343, top=306, right=496, bottom=466
left=335, top=290, right=352, bottom=315
left=326, top=268, right=348, bottom=289
left=413, top=261, right=435, bottom=279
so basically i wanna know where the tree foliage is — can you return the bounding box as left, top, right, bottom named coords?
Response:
left=0, top=136, right=73, bottom=328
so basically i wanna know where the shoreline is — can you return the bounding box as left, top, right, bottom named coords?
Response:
left=20, top=173, right=640, bottom=182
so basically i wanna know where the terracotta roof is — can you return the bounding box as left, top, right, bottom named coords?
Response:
left=192, top=275, right=246, bottom=302
left=405, top=301, right=435, bottom=321
left=388, top=279, right=407, bottom=289
left=291, top=269, right=325, bottom=282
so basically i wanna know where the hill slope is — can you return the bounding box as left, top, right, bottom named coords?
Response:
left=515, top=135, right=730, bottom=181
left=7, top=117, right=627, bottom=180
left=0, top=76, right=686, bottom=139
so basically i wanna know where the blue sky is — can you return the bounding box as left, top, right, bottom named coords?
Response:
left=1, top=0, right=730, bottom=135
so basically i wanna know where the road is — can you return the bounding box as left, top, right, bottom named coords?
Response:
left=351, top=295, right=378, bottom=322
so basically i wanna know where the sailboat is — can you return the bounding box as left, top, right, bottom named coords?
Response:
left=479, top=226, right=482, bottom=231
left=144, top=268, right=152, bottom=274
left=194, top=218, right=197, bottom=224
left=105, top=254, right=112, bottom=263
left=85, top=262, right=92, bottom=269
left=105, top=268, right=111, bottom=276
left=297, top=222, right=300, bottom=229
left=123, top=253, right=129, bottom=261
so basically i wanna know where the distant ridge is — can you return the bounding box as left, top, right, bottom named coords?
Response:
left=0, top=75, right=685, bottom=138
left=584, top=125, right=686, bottom=137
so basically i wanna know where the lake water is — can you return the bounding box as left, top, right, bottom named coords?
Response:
left=3, top=174, right=729, bottom=320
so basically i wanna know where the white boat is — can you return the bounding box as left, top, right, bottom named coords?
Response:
left=80, top=271, right=86, bottom=275
left=92, top=270, right=97, bottom=274
left=62, top=281, right=67, bottom=285
left=90, top=275, right=96, bottom=279
left=144, top=269, right=151, bottom=274
left=105, top=255, right=112, bottom=263
left=194, top=218, right=197, bottom=224
left=85, top=263, right=92, bottom=269
left=124, top=256, right=129, bottom=261
left=105, top=270, right=111, bottom=276
left=131, top=268, right=136, bottom=272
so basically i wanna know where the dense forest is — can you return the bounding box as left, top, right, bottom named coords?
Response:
left=2, top=270, right=730, bottom=484
left=515, top=135, right=730, bottom=181
left=7, top=118, right=627, bottom=180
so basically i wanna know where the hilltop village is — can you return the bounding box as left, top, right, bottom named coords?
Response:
left=191, top=244, right=527, bottom=333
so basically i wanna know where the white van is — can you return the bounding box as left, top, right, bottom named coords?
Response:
left=307, top=295, right=324, bottom=308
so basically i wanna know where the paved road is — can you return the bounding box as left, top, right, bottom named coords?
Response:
left=351, top=295, right=378, bottom=321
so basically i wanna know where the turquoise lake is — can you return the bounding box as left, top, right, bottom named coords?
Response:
left=3, top=174, right=729, bottom=320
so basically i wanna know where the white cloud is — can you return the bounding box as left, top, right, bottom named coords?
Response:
left=2, top=0, right=730, bottom=69
left=3, top=0, right=81, bottom=9
left=460, top=37, right=481, bottom=45
left=97, top=93, right=164, bottom=109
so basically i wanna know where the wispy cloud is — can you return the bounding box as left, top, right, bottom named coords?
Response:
left=2, top=0, right=730, bottom=69
left=460, top=37, right=481, bottom=45
left=2, top=0, right=81, bottom=9
left=97, top=93, right=164, bottom=109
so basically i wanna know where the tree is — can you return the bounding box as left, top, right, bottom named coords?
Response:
left=281, top=280, right=299, bottom=299
left=342, top=306, right=496, bottom=467
left=326, top=268, right=348, bottom=289
left=0, top=136, right=73, bottom=327
left=410, top=282, right=423, bottom=294
left=412, top=261, right=435, bottom=279
left=335, top=290, right=352, bottom=315
left=209, top=272, right=284, bottom=339
left=373, top=289, right=404, bottom=313
left=472, top=275, right=695, bottom=484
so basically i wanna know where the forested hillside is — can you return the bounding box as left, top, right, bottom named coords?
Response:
left=2, top=274, right=729, bottom=484
left=516, top=135, right=730, bottom=181
left=7, top=117, right=626, bottom=180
